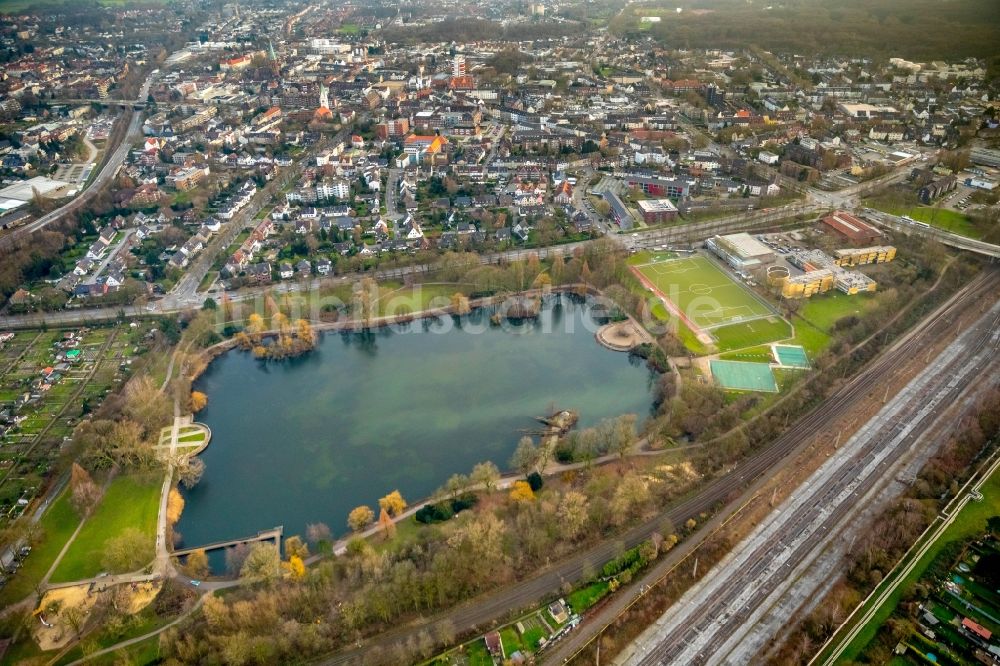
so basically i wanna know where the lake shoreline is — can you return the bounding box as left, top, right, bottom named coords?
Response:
left=191, top=283, right=630, bottom=383
left=175, top=292, right=660, bottom=549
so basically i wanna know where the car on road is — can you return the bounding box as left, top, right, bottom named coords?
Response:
left=190, top=580, right=201, bottom=587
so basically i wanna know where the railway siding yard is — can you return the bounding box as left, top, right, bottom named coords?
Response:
left=618, top=279, right=1000, bottom=666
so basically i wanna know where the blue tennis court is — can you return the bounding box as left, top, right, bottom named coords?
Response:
left=772, top=344, right=810, bottom=368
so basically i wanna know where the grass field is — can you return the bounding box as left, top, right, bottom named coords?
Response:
left=0, top=486, right=81, bottom=607
left=567, top=580, right=611, bottom=613
left=50, top=473, right=161, bottom=583
left=798, top=291, right=876, bottom=331
left=633, top=253, right=790, bottom=352
left=711, top=317, right=793, bottom=352
left=835, top=462, right=1000, bottom=662
left=865, top=200, right=983, bottom=239
left=634, top=255, right=775, bottom=330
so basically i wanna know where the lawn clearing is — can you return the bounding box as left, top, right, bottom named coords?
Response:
left=0, top=486, right=81, bottom=607
left=798, top=291, right=876, bottom=332
left=711, top=317, right=792, bottom=352
left=567, top=580, right=611, bottom=613
left=865, top=200, right=982, bottom=239
left=50, top=473, right=161, bottom=583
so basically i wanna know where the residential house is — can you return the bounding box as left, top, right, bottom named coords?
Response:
left=246, top=262, right=272, bottom=284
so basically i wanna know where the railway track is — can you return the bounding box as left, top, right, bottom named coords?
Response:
left=316, top=270, right=999, bottom=665
left=626, top=277, right=1000, bottom=665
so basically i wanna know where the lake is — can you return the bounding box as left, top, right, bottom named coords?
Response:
left=177, top=294, right=657, bottom=548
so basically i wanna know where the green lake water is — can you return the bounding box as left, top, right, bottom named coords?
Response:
left=177, top=295, right=656, bottom=548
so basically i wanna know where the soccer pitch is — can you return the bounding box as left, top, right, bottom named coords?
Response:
left=633, top=255, right=776, bottom=330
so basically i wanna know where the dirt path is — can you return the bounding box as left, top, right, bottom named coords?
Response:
left=61, top=593, right=206, bottom=666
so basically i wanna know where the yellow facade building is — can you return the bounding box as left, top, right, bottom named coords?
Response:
left=833, top=245, right=896, bottom=267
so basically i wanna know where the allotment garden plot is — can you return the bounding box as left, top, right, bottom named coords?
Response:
left=632, top=254, right=791, bottom=350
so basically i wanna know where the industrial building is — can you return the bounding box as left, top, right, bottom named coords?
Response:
left=636, top=198, right=679, bottom=225
left=706, top=232, right=776, bottom=271
left=820, top=210, right=882, bottom=244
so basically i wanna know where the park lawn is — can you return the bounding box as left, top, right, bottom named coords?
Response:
left=0, top=487, right=81, bottom=607
left=0, top=634, right=45, bottom=664
left=836, top=464, right=1000, bottom=662
left=672, top=316, right=712, bottom=356
left=374, top=283, right=468, bottom=317
left=371, top=515, right=425, bottom=555
left=711, top=317, right=793, bottom=352
left=798, top=292, right=876, bottom=332
left=178, top=433, right=205, bottom=443
left=53, top=601, right=173, bottom=665
left=60, top=633, right=161, bottom=666
left=866, top=200, right=982, bottom=239
left=789, top=318, right=832, bottom=357
left=338, top=23, right=360, bottom=34
left=645, top=295, right=712, bottom=356
left=50, top=473, right=161, bottom=583
left=567, top=580, right=610, bottom=613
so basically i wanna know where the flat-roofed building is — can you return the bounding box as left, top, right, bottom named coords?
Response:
left=833, top=245, right=896, bottom=267
left=636, top=198, right=679, bottom=225
left=782, top=269, right=836, bottom=298
left=706, top=232, right=776, bottom=271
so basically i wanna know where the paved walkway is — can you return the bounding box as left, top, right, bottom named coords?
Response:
left=152, top=402, right=183, bottom=579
